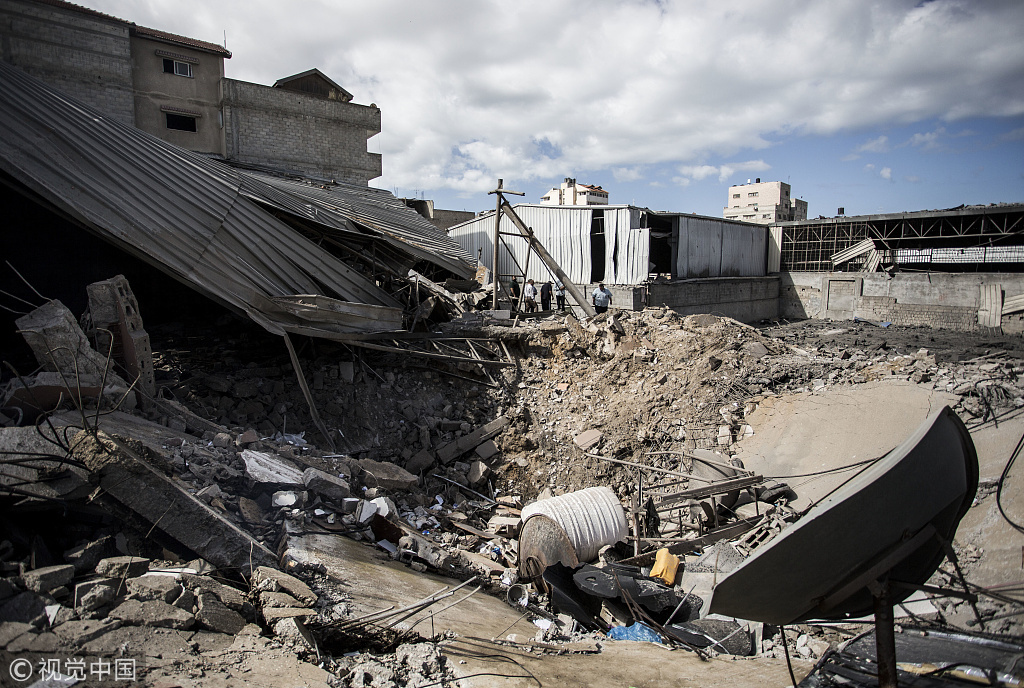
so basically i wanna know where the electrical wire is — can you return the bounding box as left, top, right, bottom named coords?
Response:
left=780, top=624, right=799, bottom=687
left=995, top=428, right=1024, bottom=535
left=765, top=456, right=881, bottom=480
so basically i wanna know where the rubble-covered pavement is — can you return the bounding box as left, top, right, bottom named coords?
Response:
left=3, top=279, right=1024, bottom=687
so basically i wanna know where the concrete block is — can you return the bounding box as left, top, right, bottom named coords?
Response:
left=95, top=556, right=149, bottom=579
left=64, top=536, right=115, bottom=573
left=467, top=461, right=490, bottom=487
left=302, top=467, right=350, bottom=501
left=474, top=440, right=498, bottom=460
left=22, top=564, right=74, bottom=593
left=405, top=450, right=435, bottom=474
left=241, top=449, right=304, bottom=486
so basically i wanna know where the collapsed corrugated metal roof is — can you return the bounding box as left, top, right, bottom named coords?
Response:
left=237, top=172, right=477, bottom=279
left=0, top=61, right=405, bottom=337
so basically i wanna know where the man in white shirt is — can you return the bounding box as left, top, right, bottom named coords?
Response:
left=555, top=282, right=566, bottom=311
left=523, top=279, right=538, bottom=313
left=592, top=283, right=612, bottom=314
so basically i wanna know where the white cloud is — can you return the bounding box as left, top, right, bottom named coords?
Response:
left=1002, top=127, right=1024, bottom=142
left=85, top=0, right=1024, bottom=196
left=612, top=167, right=644, bottom=182
left=880, top=167, right=893, bottom=180
left=864, top=164, right=876, bottom=171
left=907, top=127, right=945, bottom=150
left=676, top=160, right=771, bottom=184
left=857, top=135, right=890, bottom=153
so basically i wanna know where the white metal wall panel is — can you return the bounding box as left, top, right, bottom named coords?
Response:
left=768, top=226, right=782, bottom=273
left=447, top=205, right=593, bottom=285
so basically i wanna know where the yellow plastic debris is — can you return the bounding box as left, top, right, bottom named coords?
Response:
left=650, top=548, right=680, bottom=586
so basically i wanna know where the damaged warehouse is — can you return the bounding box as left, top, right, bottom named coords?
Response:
left=1, top=25, right=1024, bottom=688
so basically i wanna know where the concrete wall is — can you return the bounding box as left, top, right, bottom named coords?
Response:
left=648, top=276, right=779, bottom=323
left=0, top=0, right=134, bottom=124
left=781, top=271, right=1024, bottom=331
left=130, top=35, right=225, bottom=156
left=223, top=78, right=382, bottom=184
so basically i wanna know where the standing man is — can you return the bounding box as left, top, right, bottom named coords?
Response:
left=508, top=277, right=520, bottom=311
left=523, top=279, right=538, bottom=313
left=555, top=281, right=566, bottom=311
left=592, top=283, right=612, bottom=314
left=540, top=280, right=553, bottom=312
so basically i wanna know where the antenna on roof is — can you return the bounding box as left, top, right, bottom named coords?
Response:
left=223, top=30, right=227, bottom=49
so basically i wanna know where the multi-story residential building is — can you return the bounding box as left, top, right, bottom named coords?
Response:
left=540, top=177, right=609, bottom=206
left=724, top=179, right=807, bottom=225
left=0, top=0, right=381, bottom=184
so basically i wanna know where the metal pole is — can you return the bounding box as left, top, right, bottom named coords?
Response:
left=491, top=180, right=502, bottom=310
left=500, top=201, right=597, bottom=318
left=872, top=579, right=898, bottom=688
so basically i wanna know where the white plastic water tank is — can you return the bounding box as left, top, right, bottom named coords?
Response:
left=520, top=486, right=628, bottom=562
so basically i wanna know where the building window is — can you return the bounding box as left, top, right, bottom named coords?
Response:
left=762, top=214, right=771, bottom=219
left=743, top=214, right=755, bottom=219
left=165, top=113, right=197, bottom=132
left=732, top=193, right=740, bottom=199
left=748, top=192, right=759, bottom=197
left=163, top=58, right=193, bottom=78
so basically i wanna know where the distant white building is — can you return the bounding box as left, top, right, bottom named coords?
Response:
left=540, top=177, right=609, bottom=206
left=724, top=179, right=807, bottom=224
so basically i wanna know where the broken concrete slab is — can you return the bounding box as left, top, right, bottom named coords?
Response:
left=21, top=564, right=74, bottom=593
left=357, top=459, right=418, bottom=491
left=127, top=575, right=181, bottom=603
left=573, top=429, right=603, bottom=450
left=51, top=618, right=122, bottom=647
left=0, top=621, right=34, bottom=648
left=64, top=536, right=115, bottom=573
left=71, top=430, right=277, bottom=572
left=467, top=460, right=490, bottom=486
left=0, top=591, right=48, bottom=626
left=241, top=449, right=305, bottom=486
left=180, top=574, right=246, bottom=612
left=261, top=607, right=318, bottom=621
left=238, top=496, right=265, bottom=523
left=196, top=592, right=246, bottom=634
left=76, top=583, right=116, bottom=612
left=259, top=591, right=303, bottom=609
left=109, top=599, right=195, bottom=629
left=436, top=416, right=509, bottom=464
left=302, top=467, right=350, bottom=500
left=15, top=300, right=131, bottom=390
left=251, top=567, right=316, bottom=607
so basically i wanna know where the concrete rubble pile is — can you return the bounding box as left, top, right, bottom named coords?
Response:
left=4, top=275, right=1024, bottom=686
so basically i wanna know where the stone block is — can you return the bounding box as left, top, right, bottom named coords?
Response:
left=77, top=584, right=116, bottom=612
left=241, top=449, right=304, bottom=486
left=261, top=607, right=317, bottom=621
left=180, top=575, right=245, bottom=611
left=259, top=591, right=302, bottom=609
left=302, top=467, right=350, bottom=501
left=95, top=556, right=149, bottom=578
left=22, top=564, right=74, bottom=593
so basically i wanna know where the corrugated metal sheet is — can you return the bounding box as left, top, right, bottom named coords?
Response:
left=604, top=207, right=649, bottom=285
left=676, top=215, right=766, bottom=278
left=237, top=173, right=476, bottom=279
left=0, top=61, right=403, bottom=335
left=449, top=205, right=596, bottom=285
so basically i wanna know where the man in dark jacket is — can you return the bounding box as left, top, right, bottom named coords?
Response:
left=540, top=281, right=553, bottom=311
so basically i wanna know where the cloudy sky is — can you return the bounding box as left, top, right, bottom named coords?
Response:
left=89, top=0, right=1024, bottom=218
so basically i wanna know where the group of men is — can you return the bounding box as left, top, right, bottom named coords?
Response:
left=508, top=278, right=613, bottom=314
